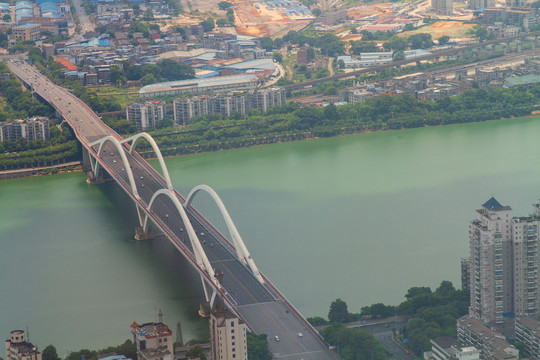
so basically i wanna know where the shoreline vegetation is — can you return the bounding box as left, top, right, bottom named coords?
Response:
left=2, top=111, right=539, bottom=181
left=2, top=53, right=540, bottom=177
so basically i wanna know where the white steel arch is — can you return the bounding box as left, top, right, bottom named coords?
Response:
left=185, top=184, right=264, bottom=284
left=89, top=136, right=139, bottom=199
left=147, top=188, right=218, bottom=287
left=122, top=133, right=173, bottom=190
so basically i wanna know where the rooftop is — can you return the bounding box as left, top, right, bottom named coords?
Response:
left=482, top=197, right=503, bottom=210
left=139, top=74, right=258, bottom=94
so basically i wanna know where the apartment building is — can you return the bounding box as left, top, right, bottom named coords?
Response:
left=469, top=197, right=514, bottom=331
left=432, top=0, right=453, bottom=15
left=515, top=316, right=540, bottom=359
left=0, top=118, right=50, bottom=143
left=209, top=308, right=247, bottom=360
left=247, top=87, right=286, bottom=113
left=512, top=215, right=540, bottom=318
left=5, top=330, right=42, bottom=360
left=457, top=316, right=519, bottom=360
left=12, top=24, right=41, bottom=41
left=173, top=88, right=286, bottom=125
left=173, top=96, right=209, bottom=125
left=469, top=0, right=495, bottom=9
left=468, top=198, right=540, bottom=335
left=126, top=101, right=166, bottom=131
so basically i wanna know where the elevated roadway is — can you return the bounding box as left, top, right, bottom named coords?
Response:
left=6, top=58, right=336, bottom=360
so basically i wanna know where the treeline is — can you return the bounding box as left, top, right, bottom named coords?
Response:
left=309, top=281, right=469, bottom=359
left=142, top=85, right=538, bottom=158
left=321, top=323, right=388, bottom=360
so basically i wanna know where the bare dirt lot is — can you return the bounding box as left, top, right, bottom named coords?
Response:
left=402, top=21, right=475, bottom=39
left=232, top=0, right=310, bottom=37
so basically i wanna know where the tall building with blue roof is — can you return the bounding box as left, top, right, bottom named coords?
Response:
left=468, top=197, right=540, bottom=336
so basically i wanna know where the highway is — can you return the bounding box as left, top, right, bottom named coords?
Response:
left=6, top=58, right=336, bottom=360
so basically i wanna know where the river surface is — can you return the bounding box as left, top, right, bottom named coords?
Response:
left=2, top=116, right=540, bottom=353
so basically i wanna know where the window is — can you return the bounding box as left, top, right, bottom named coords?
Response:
left=232, top=336, right=235, bottom=340
left=231, top=321, right=235, bottom=327
left=232, top=342, right=235, bottom=346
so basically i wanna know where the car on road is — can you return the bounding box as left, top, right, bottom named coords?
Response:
left=298, top=333, right=303, bottom=338
left=275, top=336, right=280, bottom=342
left=209, top=243, right=214, bottom=247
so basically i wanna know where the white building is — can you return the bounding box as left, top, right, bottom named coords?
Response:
left=454, top=346, right=480, bottom=360
left=139, top=75, right=259, bottom=100
left=210, top=309, right=247, bottom=360
left=126, top=101, right=166, bottom=131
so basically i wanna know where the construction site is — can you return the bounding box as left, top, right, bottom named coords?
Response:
left=232, top=0, right=314, bottom=37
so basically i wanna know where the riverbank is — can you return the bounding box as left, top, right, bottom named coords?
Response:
left=0, top=161, right=82, bottom=181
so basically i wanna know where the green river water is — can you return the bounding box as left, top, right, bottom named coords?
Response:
left=2, top=116, right=540, bottom=353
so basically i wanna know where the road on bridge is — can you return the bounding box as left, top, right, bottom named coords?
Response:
left=6, top=58, right=336, bottom=360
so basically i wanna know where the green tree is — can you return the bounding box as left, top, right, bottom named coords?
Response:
left=199, top=17, right=215, bottom=32
left=321, top=323, right=387, bottom=360
left=3, top=14, right=11, bottom=22
left=42, top=345, right=60, bottom=360
left=384, top=36, right=408, bottom=51
left=405, top=286, right=432, bottom=300
left=216, top=18, right=227, bottom=27
left=141, top=73, right=157, bottom=85
left=328, top=298, right=349, bottom=323
left=247, top=333, right=272, bottom=360
left=312, top=8, right=321, bottom=16
left=218, top=1, right=232, bottom=9
left=157, top=59, right=195, bottom=81
left=273, top=52, right=283, bottom=63
left=109, top=65, right=125, bottom=86
left=435, top=280, right=455, bottom=297
left=185, top=345, right=207, bottom=360
left=393, top=50, right=405, bottom=61
left=438, top=35, right=450, bottom=44
left=260, top=36, right=274, bottom=51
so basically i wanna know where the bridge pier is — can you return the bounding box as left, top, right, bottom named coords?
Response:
left=134, top=225, right=162, bottom=241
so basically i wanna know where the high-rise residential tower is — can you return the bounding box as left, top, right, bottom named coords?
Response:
left=468, top=198, right=540, bottom=335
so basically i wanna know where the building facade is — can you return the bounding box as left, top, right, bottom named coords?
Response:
left=469, top=197, right=514, bottom=330
left=126, top=101, right=166, bottom=131
left=469, top=0, right=495, bottom=9
left=457, top=316, right=519, bottom=360
left=515, top=317, right=540, bottom=359
left=5, top=330, right=42, bottom=360
left=209, top=309, right=247, bottom=360
left=468, top=198, right=540, bottom=335
left=130, top=320, right=173, bottom=360
left=0, top=118, right=50, bottom=143
left=12, top=24, right=41, bottom=41
left=432, top=0, right=453, bottom=15
left=173, top=88, right=285, bottom=125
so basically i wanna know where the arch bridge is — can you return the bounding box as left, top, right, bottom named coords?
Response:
left=6, top=58, right=335, bottom=360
